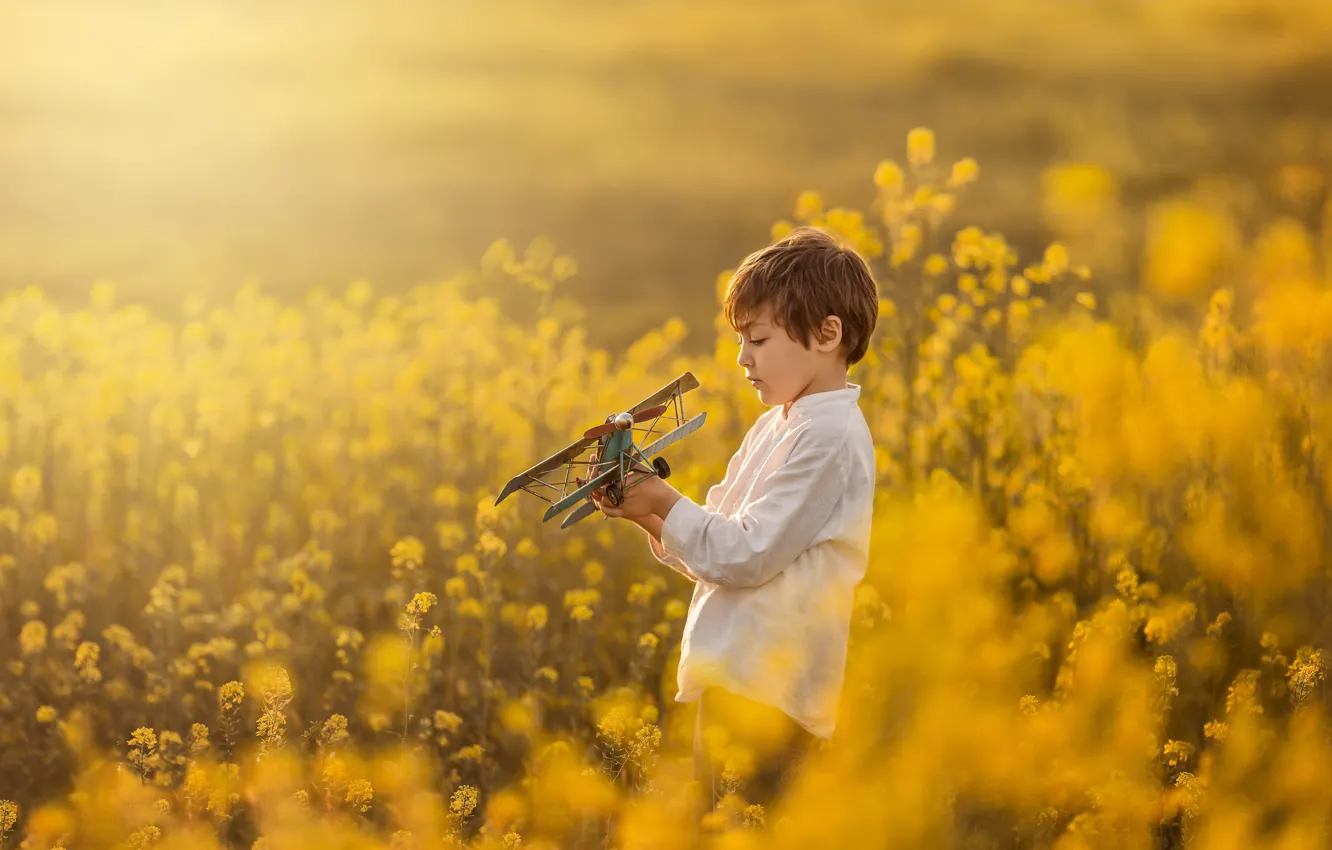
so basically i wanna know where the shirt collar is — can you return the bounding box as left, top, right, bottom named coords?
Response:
left=780, top=382, right=861, bottom=421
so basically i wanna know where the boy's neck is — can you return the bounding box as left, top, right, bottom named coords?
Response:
left=781, top=371, right=851, bottom=419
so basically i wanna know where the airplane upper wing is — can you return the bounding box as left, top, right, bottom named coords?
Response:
left=620, top=371, right=702, bottom=456
left=494, top=433, right=601, bottom=506
left=627, top=371, right=699, bottom=417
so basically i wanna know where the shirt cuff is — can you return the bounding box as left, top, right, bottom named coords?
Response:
left=648, top=532, right=679, bottom=565
left=660, top=497, right=709, bottom=565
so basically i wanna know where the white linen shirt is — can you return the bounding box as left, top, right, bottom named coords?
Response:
left=649, top=382, right=875, bottom=740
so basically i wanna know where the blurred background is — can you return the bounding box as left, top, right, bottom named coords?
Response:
left=6, top=3, right=1332, bottom=845
left=4, top=0, right=1332, bottom=351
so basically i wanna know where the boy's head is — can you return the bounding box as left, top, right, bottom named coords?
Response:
left=722, top=226, right=879, bottom=405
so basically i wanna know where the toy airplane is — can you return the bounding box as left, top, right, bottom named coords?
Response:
left=494, top=372, right=706, bottom=528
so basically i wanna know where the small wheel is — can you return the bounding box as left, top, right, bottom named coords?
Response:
left=652, top=456, right=671, bottom=480
left=606, top=482, right=624, bottom=507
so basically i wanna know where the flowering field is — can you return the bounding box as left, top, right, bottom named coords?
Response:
left=2, top=129, right=1332, bottom=849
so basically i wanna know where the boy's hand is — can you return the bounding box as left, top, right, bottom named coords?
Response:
left=591, top=471, right=682, bottom=521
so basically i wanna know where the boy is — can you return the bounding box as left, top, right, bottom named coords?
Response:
left=591, top=226, right=879, bottom=815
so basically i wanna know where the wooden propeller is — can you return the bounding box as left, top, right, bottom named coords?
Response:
left=581, top=404, right=669, bottom=440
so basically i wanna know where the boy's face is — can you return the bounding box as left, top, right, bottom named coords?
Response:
left=735, top=304, right=840, bottom=406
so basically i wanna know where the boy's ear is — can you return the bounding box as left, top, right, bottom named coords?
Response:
left=816, top=315, right=843, bottom=351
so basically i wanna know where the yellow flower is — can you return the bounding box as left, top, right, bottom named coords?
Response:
left=257, top=709, right=286, bottom=742
left=345, top=779, right=374, bottom=813
left=552, top=256, right=578, bottom=281
left=1162, top=740, right=1194, bottom=768
left=563, top=588, right=600, bottom=609
left=346, top=280, right=374, bottom=308
left=128, top=727, right=158, bottom=752
left=948, top=157, right=979, bottom=187
left=639, top=573, right=677, bottom=604
left=453, top=744, right=485, bottom=764
left=1225, top=669, right=1263, bottom=716
left=436, top=521, right=467, bottom=551
left=638, top=633, right=659, bottom=652
left=515, top=538, right=539, bottom=558
left=526, top=604, right=548, bottom=631
left=406, top=592, right=438, bottom=617
left=582, top=561, right=605, bottom=585
left=906, top=127, right=935, bottom=167
left=1288, top=647, right=1325, bottom=706
left=74, top=641, right=101, bottom=683
left=1042, top=242, right=1070, bottom=276
left=445, top=577, right=469, bottom=599
left=434, top=711, right=463, bottom=733
left=450, top=785, right=479, bottom=818
left=923, top=254, right=949, bottom=277
left=10, top=466, right=43, bottom=505
left=19, top=621, right=47, bottom=656
left=794, top=190, right=823, bottom=222
left=1075, top=292, right=1097, bottom=311
left=873, top=160, right=904, bottom=192
left=570, top=605, right=593, bottom=623
left=929, top=194, right=956, bottom=218
left=743, top=804, right=766, bottom=829
left=35, top=706, right=57, bottom=724
left=22, top=513, right=58, bottom=548
left=476, top=529, right=507, bottom=558
left=219, top=681, right=245, bottom=712
left=1144, top=200, right=1240, bottom=300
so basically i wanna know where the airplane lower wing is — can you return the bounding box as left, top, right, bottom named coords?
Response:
left=542, top=465, right=620, bottom=522
left=559, top=500, right=600, bottom=529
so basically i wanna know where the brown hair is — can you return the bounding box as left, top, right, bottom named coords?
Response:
left=722, top=226, right=880, bottom=365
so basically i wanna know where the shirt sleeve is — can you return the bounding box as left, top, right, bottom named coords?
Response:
left=659, top=428, right=847, bottom=588
left=647, top=530, right=701, bottom=581
left=648, top=415, right=763, bottom=581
